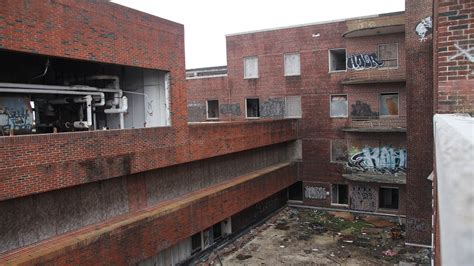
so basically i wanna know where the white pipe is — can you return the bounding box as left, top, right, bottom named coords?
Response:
left=0, top=87, right=105, bottom=107
left=0, top=82, right=99, bottom=91
left=73, top=95, right=93, bottom=128
left=104, top=96, right=128, bottom=129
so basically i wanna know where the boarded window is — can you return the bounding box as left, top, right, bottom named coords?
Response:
left=206, top=100, right=219, bottom=119
left=330, top=95, right=348, bottom=117
left=285, top=96, right=302, bottom=118
left=329, top=48, right=347, bottom=72
left=380, top=93, right=399, bottom=116
left=331, top=139, right=347, bottom=163
left=244, top=56, right=258, bottom=79
left=378, top=43, right=398, bottom=68
left=284, top=53, right=301, bottom=76
left=331, top=184, right=349, bottom=205
left=379, top=187, right=399, bottom=209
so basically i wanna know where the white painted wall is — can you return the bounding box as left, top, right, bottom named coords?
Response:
left=434, top=114, right=474, bottom=266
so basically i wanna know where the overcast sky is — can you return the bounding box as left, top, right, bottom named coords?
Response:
left=112, top=0, right=405, bottom=69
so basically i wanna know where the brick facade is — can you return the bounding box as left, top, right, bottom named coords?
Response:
left=0, top=1, right=300, bottom=263
left=434, top=0, right=473, bottom=114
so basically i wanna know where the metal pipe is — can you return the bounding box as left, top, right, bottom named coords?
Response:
left=0, top=82, right=100, bottom=92
left=104, top=96, right=128, bottom=129
left=0, top=88, right=105, bottom=106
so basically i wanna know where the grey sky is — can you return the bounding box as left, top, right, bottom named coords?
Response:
left=111, top=0, right=405, bottom=69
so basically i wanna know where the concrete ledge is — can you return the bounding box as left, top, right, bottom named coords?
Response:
left=342, top=173, right=406, bottom=184
left=434, top=114, right=474, bottom=266
left=0, top=162, right=297, bottom=265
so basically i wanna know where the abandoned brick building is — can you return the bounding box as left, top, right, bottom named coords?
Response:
left=0, top=0, right=472, bottom=265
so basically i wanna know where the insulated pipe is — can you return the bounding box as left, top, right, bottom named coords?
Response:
left=84, top=75, right=120, bottom=90
left=104, top=96, right=128, bottom=129
left=73, top=95, right=93, bottom=127
left=0, top=88, right=105, bottom=106
left=0, top=82, right=100, bottom=91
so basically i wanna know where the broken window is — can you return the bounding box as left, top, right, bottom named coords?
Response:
left=285, top=96, right=302, bottom=118
left=213, top=222, right=222, bottom=241
left=206, top=99, right=219, bottom=119
left=284, top=53, right=301, bottom=76
left=330, top=95, right=348, bottom=118
left=329, top=48, right=347, bottom=72
left=246, top=98, right=260, bottom=118
left=288, top=181, right=303, bottom=201
left=379, top=93, right=399, bottom=116
left=378, top=43, right=398, bottom=68
left=191, top=232, right=202, bottom=255
left=331, top=184, right=349, bottom=205
left=330, top=139, right=348, bottom=163
left=244, top=56, right=258, bottom=79
left=379, top=187, right=399, bottom=209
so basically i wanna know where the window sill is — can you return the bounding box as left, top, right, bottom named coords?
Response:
left=244, top=77, right=259, bottom=80
left=329, top=70, right=347, bottom=73
left=246, top=117, right=260, bottom=120
left=331, top=203, right=349, bottom=207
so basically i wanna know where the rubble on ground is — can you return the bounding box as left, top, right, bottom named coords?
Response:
left=200, top=207, right=431, bottom=265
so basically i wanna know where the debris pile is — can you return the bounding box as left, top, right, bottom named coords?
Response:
left=203, top=207, right=432, bottom=265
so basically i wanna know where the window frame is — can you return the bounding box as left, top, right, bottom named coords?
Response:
left=377, top=43, right=399, bottom=69
left=330, top=139, right=348, bottom=163
left=379, top=92, right=400, bottom=117
left=243, top=56, right=259, bottom=79
left=328, top=48, right=347, bottom=73
left=206, top=99, right=219, bottom=120
left=284, top=95, right=302, bottom=118
left=284, top=52, right=301, bottom=76
left=329, top=94, right=349, bottom=118
left=331, top=184, right=349, bottom=206
left=378, top=186, right=400, bottom=210
left=245, top=98, right=260, bottom=119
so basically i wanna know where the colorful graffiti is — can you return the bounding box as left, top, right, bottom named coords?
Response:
left=304, top=186, right=327, bottom=200
left=347, top=53, right=384, bottom=70
left=346, top=146, right=407, bottom=175
left=415, top=16, right=433, bottom=42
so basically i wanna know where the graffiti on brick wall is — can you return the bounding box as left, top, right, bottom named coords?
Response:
left=346, top=146, right=407, bottom=175
left=449, top=44, right=474, bottom=74
left=350, top=185, right=376, bottom=211
left=0, top=97, right=33, bottom=135
left=415, top=16, right=432, bottom=42
left=406, top=218, right=431, bottom=233
left=347, top=53, right=384, bottom=70
left=304, top=186, right=327, bottom=200
left=351, top=101, right=378, bottom=117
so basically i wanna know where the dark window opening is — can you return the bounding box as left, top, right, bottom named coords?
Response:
left=331, top=184, right=349, bottom=205
left=246, top=98, right=260, bottom=118
left=329, top=49, right=347, bottom=72
left=213, top=222, right=222, bottom=241
left=207, top=100, right=219, bottom=119
left=191, top=232, right=202, bottom=255
left=379, top=187, right=399, bottom=209
left=288, top=181, right=303, bottom=201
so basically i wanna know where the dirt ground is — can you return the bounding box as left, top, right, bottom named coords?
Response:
left=202, top=207, right=431, bottom=265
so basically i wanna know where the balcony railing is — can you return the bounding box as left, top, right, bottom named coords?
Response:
left=343, top=115, right=407, bottom=132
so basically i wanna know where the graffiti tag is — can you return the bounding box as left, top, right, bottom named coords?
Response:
left=346, top=146, right=407, bottom=175
left=304, top=186, right=326, bottom=200
left=449, top=44, right=474, bottom=63
left=350, top=186, right=377, bottom=212
left=415, top=16, right=432, bottom=42
left=347, top=53, right=384, bottom=70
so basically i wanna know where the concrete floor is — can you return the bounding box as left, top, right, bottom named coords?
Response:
left=203, top=207, right=431, bottom=265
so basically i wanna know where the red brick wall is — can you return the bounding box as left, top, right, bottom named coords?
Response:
left=1, top=163, right=297, bottom=265
left=0, top=119, right=298, bottom=201
left=435, top=0, right=474, bottom=114
left=405, top=0, right=434, bottom=245
left=0, top=0, right=188, bottom=131
left=186, top=76, right=232, bottom=121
